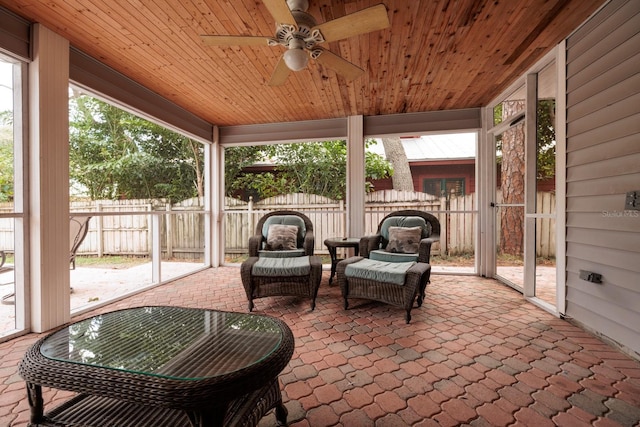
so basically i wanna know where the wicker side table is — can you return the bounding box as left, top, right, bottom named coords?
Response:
left=324, top=238, right=360, bottom=285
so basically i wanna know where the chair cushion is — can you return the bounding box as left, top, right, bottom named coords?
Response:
left=265, top=224, right=298, bottom=250
left=258, top=249, right=306, bottom=258
left=262, top=215, right=306, bottom=242
left=252, top=256, right=311, bottom=277
left=386, top=226, right=422, bottom=253
left=345, top=258, right=416, bottom=285
left=369, top=249, right=419, bottom=263
left=380, top=216, right=432, bottom=247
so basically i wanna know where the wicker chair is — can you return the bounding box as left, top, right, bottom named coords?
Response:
left=359, top=209, right=440, bottom=264
left=337, top=210, right=439, bottom=323
left=2, top=216, right=92, bottom=305
left=241, top=211, right=322, bottom=311
left=70, top=216, right=92, bottom=269
left=247, top=210, right=315, bottom=258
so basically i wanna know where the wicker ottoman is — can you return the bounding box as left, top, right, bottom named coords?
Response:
left=337, top=256, right=431, bottom=323
left=241, top=255, right=323, bottom=311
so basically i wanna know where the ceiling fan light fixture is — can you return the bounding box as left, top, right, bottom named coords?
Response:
left=283, top=38, right=309, bottom=71
left=283, top=48, right=309, bottom=71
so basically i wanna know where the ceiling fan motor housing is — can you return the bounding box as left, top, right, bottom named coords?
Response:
left=286, top=0, right=309, bottom=12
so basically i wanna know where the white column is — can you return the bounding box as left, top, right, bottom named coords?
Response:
left=346, top=115, right=365, bottom=238
left=29, top=25, right=70, bottom=332
left=478, top=107, right=491, bottom=278
left=209, top=126, right=221, bottom=267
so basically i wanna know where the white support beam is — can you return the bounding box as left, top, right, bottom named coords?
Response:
left=524, top=73, right=538, bottom=298
left=29, top=25, right=70, bottom=332
left=346, top=116, right=365, bottom=238
left=210, top=126, right=221, bottom=267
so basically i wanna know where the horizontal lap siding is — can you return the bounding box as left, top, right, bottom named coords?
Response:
left=565, top=0, right=640, bottom=356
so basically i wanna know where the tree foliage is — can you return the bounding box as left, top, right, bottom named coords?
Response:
left=0, top=123, right=13, bottom=202
left=493, top=100, right=556, bottom=181
left=536, top=99, right=556, bottom=180
left=225, top=140, right=392, bottom=201
left=69, top=95, right=204, bottom=201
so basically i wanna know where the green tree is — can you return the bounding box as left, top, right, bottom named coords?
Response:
left=0, top=112, right=13, bottom=202
left=536, top=99, right=556, bottom=181
left=69, top=95, right=204, bottom=201
left=225, top=140, right=392, bottom=200
left=224, top=145, right=276, bottom=197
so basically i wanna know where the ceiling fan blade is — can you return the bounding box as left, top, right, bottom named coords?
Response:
left=314, top=49, right=364, bottom=82
left=268, top=56, right=291, bottom=86
left=263, top=0, right=297, bottom=28
left=313, top=4, right=390, bottom=43
left=201, top=35, right=271, bottom=46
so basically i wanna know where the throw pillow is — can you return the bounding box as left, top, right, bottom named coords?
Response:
left=266, top=224, right=298, bottom=251
left=386, top=226, right=422, bottom=254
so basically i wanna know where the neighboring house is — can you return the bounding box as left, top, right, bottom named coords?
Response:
left=370, top=134, right=477, bottom=197
left=372, top=133, right=556, bottom=196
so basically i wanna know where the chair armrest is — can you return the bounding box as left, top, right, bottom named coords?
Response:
left=303, top=230, right=315, bottom=255
left=359, top=235, right=382, bottom=258
left=417, top=234, right=439, bottom=263
left=248, top=235, right=263, bottom=257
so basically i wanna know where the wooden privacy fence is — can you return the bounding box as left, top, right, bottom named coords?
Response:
left=69, top=198, right=206, bottom=260
left=226, top=191, right=453, bottom=256
left=0, top=191, right=557, bottom=259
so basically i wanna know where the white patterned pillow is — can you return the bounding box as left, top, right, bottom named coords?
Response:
left=386, top=226, right=422, bottom=254
left=266, top=224, right=298, bottom=251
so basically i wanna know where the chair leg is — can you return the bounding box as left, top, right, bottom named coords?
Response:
left=275, top=402, right=288, bottom=426
left=405, top=310, right=411, bottom=324
left=248, top=299, right=254, bottom=312
left=343, top=299, right=349, bottom=310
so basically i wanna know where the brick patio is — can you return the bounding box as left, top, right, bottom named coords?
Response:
left=1, top=267, right=639, bottom=426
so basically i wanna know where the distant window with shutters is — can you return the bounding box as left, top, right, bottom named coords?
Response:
left=423, top=178, right=465, bottom=198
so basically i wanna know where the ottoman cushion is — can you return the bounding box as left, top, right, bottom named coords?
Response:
left=344, top=258, right=416, bottom=285
left=369, top=249, right=419, bottom=263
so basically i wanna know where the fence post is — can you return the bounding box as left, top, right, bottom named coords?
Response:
left=166, top=203, right=173, bottom=259
left=439, top=195, right=447, bottom=256
left=248, top=197, right=254, bottom=238
left=340, top=200, right=345, bottom=237
left=97, top=202, right=103, bottom=258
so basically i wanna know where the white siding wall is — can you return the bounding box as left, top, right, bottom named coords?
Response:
left=565, top=0, right=640, bottom=357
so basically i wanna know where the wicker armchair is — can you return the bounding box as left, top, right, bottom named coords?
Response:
left=70, top=216, right=92, bottom=269
left=241, top=211, right=321, bottom=311
left=359, top=209, right=440, bottom=264
left=248, top=210, right=315, bottom=258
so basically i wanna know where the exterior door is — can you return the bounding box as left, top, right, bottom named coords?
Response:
left=488, top=59, right=559, bottom=313
left=492, top=86, right=526, bottom=292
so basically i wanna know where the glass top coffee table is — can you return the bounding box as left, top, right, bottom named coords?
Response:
left=19, top=306, right=294, bottom=427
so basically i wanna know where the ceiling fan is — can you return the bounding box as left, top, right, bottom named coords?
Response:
left=201, top=0, right=390, bottom=86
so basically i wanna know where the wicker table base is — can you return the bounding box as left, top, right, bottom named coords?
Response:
left=28, top=378, right=286, bottom=427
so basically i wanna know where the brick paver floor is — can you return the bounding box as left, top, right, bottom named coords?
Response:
left=1, top=267, right=639, bottom=426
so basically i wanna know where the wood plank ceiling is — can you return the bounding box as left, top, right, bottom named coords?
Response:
left=0, top=0, right=604, bottom=127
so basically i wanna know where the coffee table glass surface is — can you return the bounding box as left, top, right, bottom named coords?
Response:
left=20, top=306, right=294, bottom=426
left=39, top=306, right=283, bottom=380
